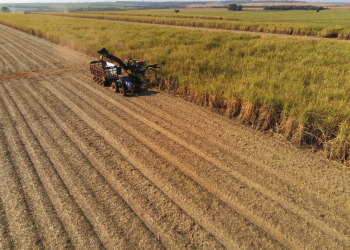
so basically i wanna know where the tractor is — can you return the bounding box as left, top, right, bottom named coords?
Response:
left=89, top=48, right=160, bottom=96
left=111, top=74, right=141, bottom=96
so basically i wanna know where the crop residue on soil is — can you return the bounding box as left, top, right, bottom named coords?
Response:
left=0, top=24, right=349, bottom=249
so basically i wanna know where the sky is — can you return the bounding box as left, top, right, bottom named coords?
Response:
left=0, top=0, right=349, bottom=3
left=0, top=0, right=123, bottom=3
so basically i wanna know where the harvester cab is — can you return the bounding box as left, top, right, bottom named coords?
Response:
left=124, top=59, right=158, bottom=79
left=125, top=59, right=146, bottom=70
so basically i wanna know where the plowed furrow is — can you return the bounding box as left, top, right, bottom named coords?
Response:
left=0, top=29, right=63, bottom=69
left=50, top=77, right=252, bottom=249
left=102, top=80, right=349, bottom=238
left=0, top=85, right=73, bottom=249
left=0, top=37, right=38, bottom=70
left=28, top=78, right=227, bottom=250
left=0, top=195, right=14, bottom=249
left=0, top=68, right=77, bottom=81
left=5, top=82, right=138, bottom=250
left=10, top=79, right=164, bottom=250
left=146, top=97, right=350, bottom=220
left=0, top=83, right=104, bottom=250
left=0, top=25, right=56, bottom=55
left=0, top=42, right=32, bottom=72
left=0, top=99, right=42, bottom=250
left=51, top=74, right=290, bottom=249
left=59, top=74, right=348, bottom=249
left=0, top=25, right=83, bottom=65
left=81, top=70, right=348, bottom=234
left=122, top=97, right=349, bottom=247
left=0, top=43, right=18, bottom=75
left=127, top=86, right=349, bottom=203
left=0, top=56, right=8, bottom=74
left=0, top=36, right=43, bottom=70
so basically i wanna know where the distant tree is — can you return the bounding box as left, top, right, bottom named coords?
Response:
left=238, top=5, right=242, bottom=11
left=174, top=9, right=180, bottom=13
left=1, top=7, right=10, bottom=13
left=264, top=5, right=324, bottom=11
left=228, top=3, right=238, bottom=11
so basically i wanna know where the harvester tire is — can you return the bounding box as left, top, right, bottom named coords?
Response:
left=111, top=82, right=119, bottom=92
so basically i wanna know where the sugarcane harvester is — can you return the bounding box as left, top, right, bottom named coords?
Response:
left=89, top=47, right=160, bottom=96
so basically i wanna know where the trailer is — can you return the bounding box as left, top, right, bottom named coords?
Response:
left=90, top=60, right=140, bottom=96
left=89, top=48, right=160, bottom=96
left=90, top=60, right=121, bottom=86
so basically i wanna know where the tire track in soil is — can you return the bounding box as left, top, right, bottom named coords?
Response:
left=0, top=56, right=8, bottom=74
left=69, top=76, right=322, bottom=248
left=0, top=83, right=105, bottom=250
left=51, top=74, right=290, bottom=249
left=0, top=68, right=76, bottom=81
left=0, top=25, right=85, bottom=67
left=0, top=42, right=30, bottom=73
left=2, top=24, right=349, bottom=249
left=0, top=100, right=43, bottom=250
left=99, top=76, right=349, bottom=240
left=128, top=85, right=349, bottom=202
left=60, top=74, right=348, bottom=249
left=0, top=28, right=66, bottom=69
left=0, top=36, right=18, bottom=74
left=9, top=78, right=165, bottom=250
left=92, top=72, right=348, bottom=218
left=27, top=77, right=227, bottom=250
left=0, top=83, right=74, bottom=249
left=51, top=76, right=255, bottom=249
left=0, top=35, right=43, bottom=70
left=0, top=25, right=57, bottom=56
left=0, top=27, right=56, bottom=71
left=5, top=81, right=137, bottom=250
left=0, top=195, right=14, bottom=250
left=130, top=92, right=350, bottom=225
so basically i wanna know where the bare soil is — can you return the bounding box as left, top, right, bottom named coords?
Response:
left=0, top=24, right=349, bottom=250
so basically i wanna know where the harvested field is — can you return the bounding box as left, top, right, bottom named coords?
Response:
left=0, top=24, right=349, bottom=249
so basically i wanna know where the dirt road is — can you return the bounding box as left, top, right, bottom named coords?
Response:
left=0, top=24, right=349, bottom=249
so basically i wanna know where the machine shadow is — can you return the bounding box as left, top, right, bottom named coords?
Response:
left=129, top=88, right=159, bottom=97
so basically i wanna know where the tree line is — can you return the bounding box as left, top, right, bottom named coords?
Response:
left=228, top=3, right=242, bottom=11
left=1, top=7, right=10, bottom=12
left=263, top=5, right=325, bottom=11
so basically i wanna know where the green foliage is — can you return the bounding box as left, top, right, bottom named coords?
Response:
left=1, top=12, right=350, bottom=154
left=1, top=7, right=10, bottom=13
left=35, top=9, right=350, bottom=40
left=228, top=3, right=237, bottom=11
left=264, top=5, right=324, bottom=11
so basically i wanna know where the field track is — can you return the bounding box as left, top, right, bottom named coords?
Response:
left=0, top=24, right=349, bottom=249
